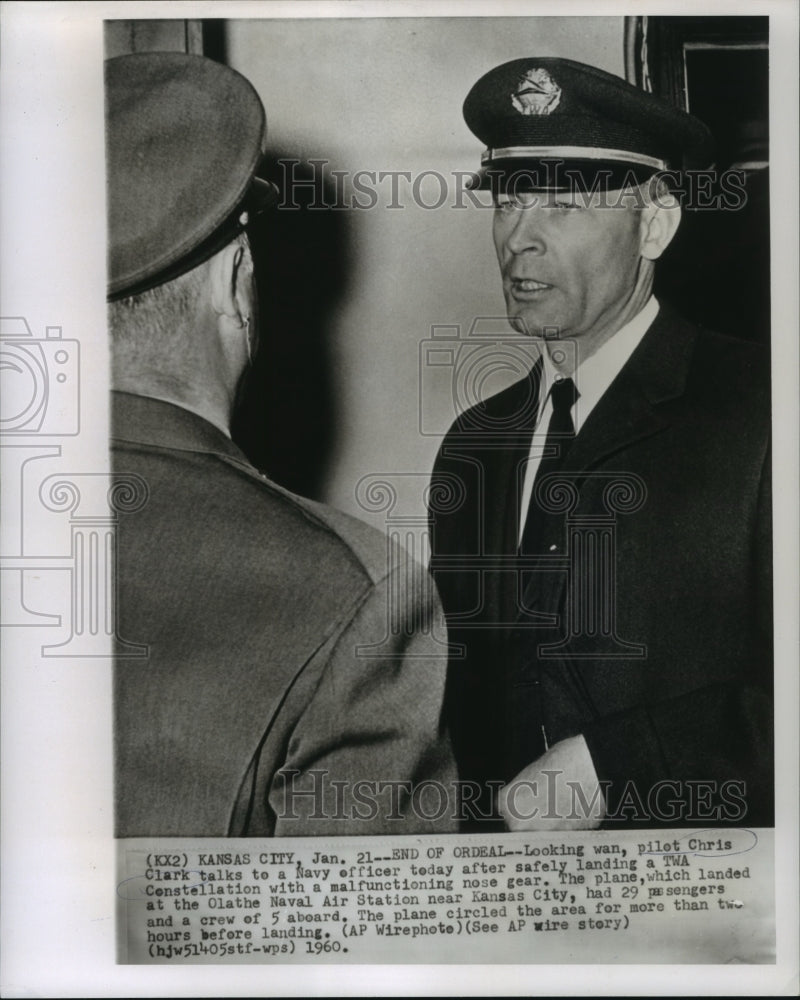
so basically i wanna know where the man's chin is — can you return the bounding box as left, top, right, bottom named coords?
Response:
left=507, top=314, right=564, bottom=339
left=506, top=314, right=532, bottom=336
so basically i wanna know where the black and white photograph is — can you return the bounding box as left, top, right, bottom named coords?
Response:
left=1, top=1, right=798, bottom=995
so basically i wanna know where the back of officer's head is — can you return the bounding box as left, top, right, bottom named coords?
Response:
left=104, top=52, right=275, bottom=378
left=108, top=233, right=253, bottom=365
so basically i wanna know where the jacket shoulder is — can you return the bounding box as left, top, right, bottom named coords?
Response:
left=113, top=430, right=403, bottom=594
left=689, top=323, right=771, bottom=418
left=282, top=487, right=407, bottom=586
left=221, top=460, right=413, bottom=588
left=692, top=324, right=769, bottom=375
left=436, top=366, right=539, bottom=452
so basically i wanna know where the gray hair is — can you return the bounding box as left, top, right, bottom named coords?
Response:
left=108, top=232, right=253, bottom=356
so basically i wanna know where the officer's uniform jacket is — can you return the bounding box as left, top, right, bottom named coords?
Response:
left=112, top=391, right=457, bottom=837
left=429, top=305, right=773, bottom=826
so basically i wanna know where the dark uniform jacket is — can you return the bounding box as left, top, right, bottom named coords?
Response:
left=112, top=391, right=456, bottom=837
left=429, top=306, right=773, bottom=827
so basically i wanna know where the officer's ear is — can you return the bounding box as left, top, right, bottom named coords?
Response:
left=638, top=178, right=681, bottom=261
left=209, top=241, right=247, bottom=323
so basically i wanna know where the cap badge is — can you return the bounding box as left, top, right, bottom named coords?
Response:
left=511, top=68, right=561, bottom=116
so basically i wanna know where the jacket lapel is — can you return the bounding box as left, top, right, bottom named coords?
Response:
left=520, top=307, right=699, bottom=622
left=479, top=360, right=544, bottom=624
left=566, top=308, right=696, bottom=475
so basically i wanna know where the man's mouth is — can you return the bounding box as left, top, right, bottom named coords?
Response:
left=510, top=277, right=553, bottom=296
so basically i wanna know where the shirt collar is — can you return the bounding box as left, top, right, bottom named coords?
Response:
left=539, top=296, right=659, bottom=432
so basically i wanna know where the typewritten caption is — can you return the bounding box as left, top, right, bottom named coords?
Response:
left=117, top=829, right=774, bottom=964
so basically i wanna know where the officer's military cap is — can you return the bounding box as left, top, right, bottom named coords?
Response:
left=105, top=52, right=278, bottom=301
left=464, top=57, right=713, bottom=190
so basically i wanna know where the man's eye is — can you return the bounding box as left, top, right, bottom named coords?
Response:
left=495, top=198, right=521, bottom=212
left=550, top=200, right=582, bottom=211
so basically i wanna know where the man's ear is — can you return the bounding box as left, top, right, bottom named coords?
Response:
left=209, top=241, right=246, bottom=323
left=639, top=192, right=682, bottom=262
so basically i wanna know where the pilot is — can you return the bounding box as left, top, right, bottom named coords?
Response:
left=429, top=57, right=772, bottom=829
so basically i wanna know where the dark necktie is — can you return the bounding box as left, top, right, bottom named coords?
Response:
left=519, top=376, right=579, bottom=555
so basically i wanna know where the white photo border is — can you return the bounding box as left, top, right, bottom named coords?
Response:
left=1, top=0, right=797, bottom=996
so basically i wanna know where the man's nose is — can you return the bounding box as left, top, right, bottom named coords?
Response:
left=506, top=206, right=547, bottom=256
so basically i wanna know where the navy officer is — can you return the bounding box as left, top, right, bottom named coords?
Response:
left=107, top=52, right=456, bottom=837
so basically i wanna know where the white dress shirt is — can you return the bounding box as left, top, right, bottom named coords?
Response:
left=518, top=296, right=660, bottom=544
